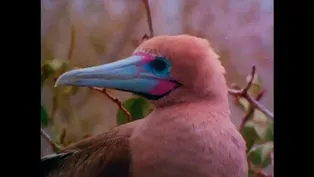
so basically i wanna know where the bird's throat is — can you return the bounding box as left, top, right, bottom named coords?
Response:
left=116, top=80, right=182, bottom=100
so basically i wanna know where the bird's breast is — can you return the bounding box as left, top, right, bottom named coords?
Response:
left=129, top=117, right=247, bottom=177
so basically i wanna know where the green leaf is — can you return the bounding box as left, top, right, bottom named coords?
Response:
left=48, top=59, right=68, bottom=71
left=263, top=121, right=274, bottom=141
left=241, top=110, right=273, bottom=150
left=251, top=110, right=267, bottom=136
left=240, top=123, right=260, bottom=152
left=41, top=65, right=54, bottom=86
left=250, top=110, right=274, bottom=144
left=116, top=96, right=150, bottom=125
left=255, top=120, right=273, bottom=144
left=41, top=105, right=48, bottom=127
left=248, top=142, right=273, bottom=168
left=41, top=59, right=68, bottom=86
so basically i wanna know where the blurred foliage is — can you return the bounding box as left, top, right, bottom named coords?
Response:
left=41, top=59, right=69, bottom=130
left=41, top=105, right=48, bottom=127
left=235, top=72, right=273, bottom=176
left=41, top=59, right=68, bottom=85
left=41, top=58, right=87, bottom=148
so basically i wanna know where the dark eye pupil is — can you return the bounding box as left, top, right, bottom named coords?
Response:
left=151, top=58, right=167, bottom=72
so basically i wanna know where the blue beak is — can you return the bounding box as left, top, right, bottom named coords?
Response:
left=55, top=55, right=179, bottom=99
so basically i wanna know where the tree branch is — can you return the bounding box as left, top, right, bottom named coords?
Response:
left=254, top=168, right=272, bottom=177
left=71, top=67, right=132, bottom=123
left=90, top=87, right=132, bottom=122
left=270, top=150, right=274, bottom=168
left=141, top=0, right=154, bottom=37
left=239, top=90, right=265, bottom=130
left=41, top=128, right=61, bottom=152
left=59, top=128, right=67, bottom=146
left=228, top=65, right=274, bottom=120
left=67, top=24, right=75, bottom=60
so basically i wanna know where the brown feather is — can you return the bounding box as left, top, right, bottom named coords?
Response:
left=45, top=120, right=141, bottom=177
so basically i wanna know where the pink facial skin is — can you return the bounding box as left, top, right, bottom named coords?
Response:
left=133, top=52, right=154, bottom=64
left=150, top=80, right=178, bottom=95
left=134, top=52, right=179, bottom=95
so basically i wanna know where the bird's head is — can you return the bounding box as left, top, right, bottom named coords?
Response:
left=55, top=35, right=228, bottom=107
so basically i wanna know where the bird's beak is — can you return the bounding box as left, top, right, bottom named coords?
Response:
left=55, top=55, right=179, bottom=99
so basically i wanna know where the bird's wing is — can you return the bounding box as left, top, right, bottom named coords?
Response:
left=41, top=120, right=141, bottom=177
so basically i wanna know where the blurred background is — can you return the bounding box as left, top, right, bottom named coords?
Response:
left=41, top=0, right=273, bottom=172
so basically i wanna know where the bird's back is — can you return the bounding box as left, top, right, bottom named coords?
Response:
left=42, top=120, right=140, bottom=177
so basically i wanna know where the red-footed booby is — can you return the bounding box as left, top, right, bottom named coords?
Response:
left=42, top=35, right=248, bottom=177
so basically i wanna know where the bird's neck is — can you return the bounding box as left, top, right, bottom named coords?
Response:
left=151, top=73, right=229, bottom=110
left=150, top=98, right=231, bottom=123
left=152, top=88, right=230, bottom=114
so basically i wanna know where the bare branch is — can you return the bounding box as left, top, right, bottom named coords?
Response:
left=41, top=128, right=61, bottom=152
left=67, top=24, right=75, bottom=60
left=270, top=151, right=274, bottom=167
left=243, top=66, right=256, bottom=93
left=246, top=94, right=274, bottom=119
left=142, top=34, right=150, bottom=41
left=141, top=0, right=154, bottom=37
left=239, top=90, right=265, bottom=130
left=51, top=89, right=58, bottom=123
left=59, top=128, right=66, bottom=146
left=254, top=168, right=272, bottom=177
left=90, top=87, right=132, bottom=122
left=72, top=66, right=132, bottom=123
left=228, top=65, right=274, bottom=120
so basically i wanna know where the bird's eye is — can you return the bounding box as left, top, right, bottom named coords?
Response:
left=150, top=57, right=170, bottom=75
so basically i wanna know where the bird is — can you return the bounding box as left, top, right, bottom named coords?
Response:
left=42, top=34, right=248, bottom=177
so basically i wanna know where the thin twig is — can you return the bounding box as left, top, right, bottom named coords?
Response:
left=41, top=128, right=61, bottom=152
left=90, top=87, right=132, bottom=122
left=51, top=88, right=58, bottom=123
left=270, top=151, right=274, bottom=167
left=246, top=95, right=274, bottom=119
left=254, top=168, right=272, bottom=177
left=239, top=90, right=265, bottom=130
left=142, top=34, right=150, bottom=41
left=270, top=150, right=274, bottom=177
left=59, top=128, right=67, bottom=146
left=67, top=24, right=75, bottom=60
left=142, top=0, right=154, bottom=37
left=72, top=66, right=132, bottom=123
left=228, top=65, right=274, bottom=120
left=131, top=34, right=150, bottom=47
left=243, top=66, right=256, bottom=93
left=131, top=1, right=152, bottom=47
